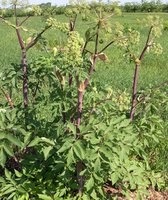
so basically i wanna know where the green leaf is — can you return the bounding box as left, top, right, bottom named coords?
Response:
left=38, top=194, right=53, bottom=200
left=85, top=175, right=94, bottom=191
left=57, top=141, right=72, bottom=153
left=23, top=132, right=32, bottom=145
left=6, top=111, right=12, bottom=122
left=67, top=123, right=76, bottom=135
left=152, top=135, right=159, bottom=143
left=0, top=148, right=7, bottom=167
left=14, top=169, right=22, bottom=178
left=73, top=140, right=85, bottom=160
left=99, top=146, right=111, bottom=161
left=6, top=134, right=22, bottom=147
left=66, top=148, right=74, bottom=166
left=90, top=137, right=100, bottom=145
left=0, top=177, right=5, bottom=183
left=41, top=137, right=55, bottom=146
left=43, top=146, right=53, bottom=160
left=17, top=186, right=27, bottom=194
left=111, top=172, right=119, bottom=185
left=28, top=137, right=40, bottom=147
left=5, top=168, right=12, bottom=180
left=1, top=184, right=14, bottom=193
left=117, top=119, right=130, bottom=129
left=90, top=189, right=98, bottom=200
left=6, top=191, right=15, bottom=199
left=3, top=143, right=14, bottom=156
left=94, top=157, right=101, bottom=172
left=0, top=132, right=5, bottom=140
left=2, top=187, right=16, bottom=195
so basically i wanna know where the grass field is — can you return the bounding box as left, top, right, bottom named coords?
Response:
left=0, top=13, right=168, bottom=91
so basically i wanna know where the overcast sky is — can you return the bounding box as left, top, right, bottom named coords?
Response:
left=1, top=0, right=168, bottom=7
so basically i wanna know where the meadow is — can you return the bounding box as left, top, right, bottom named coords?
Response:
left=0, top=13, right=168, bottom=91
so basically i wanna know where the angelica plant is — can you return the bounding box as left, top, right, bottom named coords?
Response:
left=0, top=0, right=52, bottom=111
left=117, top=16, right=163, bottom=121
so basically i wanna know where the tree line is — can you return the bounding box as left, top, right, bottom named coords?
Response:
left=0, top=0, right=168, bottom=18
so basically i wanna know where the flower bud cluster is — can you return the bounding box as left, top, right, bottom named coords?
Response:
left=152, top=43, right=163, bottom=55
left=63, top=31, right=84, bottom=67
left=128, top=29, right=140, bottom=45
left=145, top=16, right=163, bottom=38
left=46, top=18, right=69, bottom=33
left=31, top=6, right=42, bottom=16
left=112, top=91, right=130, bottom=111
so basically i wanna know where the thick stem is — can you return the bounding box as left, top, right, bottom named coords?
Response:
left=76, top=21, right=100, bottom=129
left=130, top=26, right=153, bottom=121
left=69, top=74, right=73, bottom=86
left=75, top=22, right=100, bottom=194
left=76, top=161, right=85, bottom=195
left=76, top=89, right=85, bottom=194
left=62, top=104, right=66, bottom=124
left=14, top=4, right=28, bottom=109
left=130, top=64, right=140, bottom=121
left=15, top=23, right=25, bottom=50
left=22, top=49, right=28, bottom=109
left=77, top=91, right=84, bottom=129
left=14, top=4, right=24, bottom=50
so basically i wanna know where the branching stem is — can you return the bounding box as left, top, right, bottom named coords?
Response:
left=0, top=87, right=14, bottom=109
left=130, top=26, right=153, bottom=121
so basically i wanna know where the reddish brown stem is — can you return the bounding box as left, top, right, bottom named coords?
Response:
left=77, top=91, right=84, bottom=128
left=14, top=5, right=28, bottom=109
left=25, top=25, right=52, bottom=51
left=75, top=22, right=100, bottom=194
left=22, top=49, right=28, bottom=108
left=69, top=74, right=73, bottom=86
left=130, top=26, right=153, bottom=121
left=14, top=5, right=24, bottom=50
left=76, top=21, right=100, bottom=129
left=76, top=161, right=85, bottom=195
left=0, top=87, right=14, bottom=109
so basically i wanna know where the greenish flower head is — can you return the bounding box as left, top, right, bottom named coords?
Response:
left=63, top=31, right=84, bottom=67
left=128, top=29, right=140, bottom=45
left=145, top=16, right=163, bottom=38
left=31, top=5, right=42, bottom=16
left=152, top=43, right=163, bottom=55
left=46, top=17, right=69, bottom=33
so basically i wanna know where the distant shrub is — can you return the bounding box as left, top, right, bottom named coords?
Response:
left=163, top=20, right=168, bottom=30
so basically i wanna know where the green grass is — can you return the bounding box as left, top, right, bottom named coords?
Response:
left=0, top=13, right=168, bottom=91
